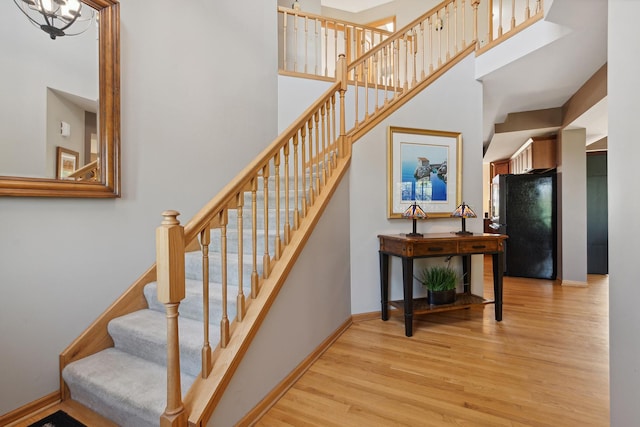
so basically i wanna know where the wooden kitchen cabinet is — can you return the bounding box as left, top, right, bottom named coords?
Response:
left=510, top=136, right=557, bottom=174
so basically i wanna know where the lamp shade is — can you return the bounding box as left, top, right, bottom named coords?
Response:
left=451, top=202, right=476, bottom=235
left=452, top=202, right=477, bottom=219
left=403, top=202, right=427, bottom=237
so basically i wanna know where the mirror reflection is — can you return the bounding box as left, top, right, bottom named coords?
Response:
left=1, top=0, right=119, bottom=198
left=2, top=0, right=99, bottom=181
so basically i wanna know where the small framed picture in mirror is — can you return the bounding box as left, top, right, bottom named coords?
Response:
left=56, top=147, right=79, bottom=180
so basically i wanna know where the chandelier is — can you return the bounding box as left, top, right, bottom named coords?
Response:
left=13, top=0, right=95, bottom=40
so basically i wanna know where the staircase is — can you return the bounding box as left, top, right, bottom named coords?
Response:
left=55, top=1, right=545, bottom=426
left=62, top=184, right=293, bottom=426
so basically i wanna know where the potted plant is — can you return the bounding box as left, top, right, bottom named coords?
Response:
left=416, top=265, right=458, bottom=305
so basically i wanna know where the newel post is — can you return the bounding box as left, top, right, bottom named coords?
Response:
left=336, top=54, right=349, bottom=159
left=156, top=210, right=187, bottom=427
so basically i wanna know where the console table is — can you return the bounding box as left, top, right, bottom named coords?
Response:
left=378, top=233, right=508, bottom=337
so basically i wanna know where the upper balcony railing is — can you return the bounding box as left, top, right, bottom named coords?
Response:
left=278, top=0, right=544, bottom=80
left=278, top=6, right=393, bottom=80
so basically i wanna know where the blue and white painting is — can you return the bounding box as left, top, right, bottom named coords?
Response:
left=400, top=142, right=448, bottom=202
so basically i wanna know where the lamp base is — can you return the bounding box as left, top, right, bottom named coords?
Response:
left=406, top=232, right=424, bottom=237
left=453, top=230, right=473, bottom=235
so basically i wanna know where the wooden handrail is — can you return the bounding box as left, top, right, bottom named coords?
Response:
left=68, top=159, right=99, bottom=181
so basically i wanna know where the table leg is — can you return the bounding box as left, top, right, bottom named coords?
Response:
left=402, top=256, right=414, bottom=337
left=462, top=254, right=471, bottom=294
left=379, top=252, right=389, bottom=321
left=492, top=252, right=504, bottom=321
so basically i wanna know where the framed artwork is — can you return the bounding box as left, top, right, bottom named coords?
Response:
left=56, top=147, right=79, bottom=180
left=387, top=126, right=462, bottom=218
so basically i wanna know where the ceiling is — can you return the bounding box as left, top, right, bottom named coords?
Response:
left=322, top=0, right=608, bottom=164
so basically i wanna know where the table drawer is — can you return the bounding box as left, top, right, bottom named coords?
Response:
left=458, top=240, right=500, bottom=254
left=412, top=241, right=458, bottom=256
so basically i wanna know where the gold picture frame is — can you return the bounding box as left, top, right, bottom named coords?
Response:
left=387, top=126, right=462, bottom=218
left=56, top=147, right=79, bottom=180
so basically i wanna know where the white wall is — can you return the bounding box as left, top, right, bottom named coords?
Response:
left=609, top=0, right=640, bottom=424
left=349, top=54, right=484, bottom=314
left=0, top=0, right=278, bottom=414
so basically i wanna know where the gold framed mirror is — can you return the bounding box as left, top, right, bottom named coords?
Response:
left=0, top=0, right=120, bottom=198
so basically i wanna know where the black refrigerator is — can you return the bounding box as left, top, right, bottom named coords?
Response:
left=491, top=172, right=557, bottom=279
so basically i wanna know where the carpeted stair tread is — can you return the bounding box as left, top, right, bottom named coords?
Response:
left=62, top=348, right=196, bottom=427
left=144, top=279, right=238, bottom=323
left=108, top=309, right=219, bottom=378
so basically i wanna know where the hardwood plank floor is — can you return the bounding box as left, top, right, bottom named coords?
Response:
left=256, top=257, right=610, bottom=426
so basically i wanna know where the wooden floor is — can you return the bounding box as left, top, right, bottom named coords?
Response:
left=9, top=258, right=609, bottom=427
left=256, top=258, right=610, bottom=426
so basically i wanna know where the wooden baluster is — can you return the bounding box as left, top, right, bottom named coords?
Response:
left=394, top=39, right=400, bottom=93
left=200, top=227, right=212, bottom=378
left=235, top=194, right=246, bottom=321
left=251, top=179, right=259, bottom=298
left=536, top=0, right=542, bottom=14
left=293, top=132, right=301, bottom=229
left=354, top=66, right=360, bottom=127
left=156, top=210, right=186, bottom=427
left=219, top=211, right=229, bottom=347
left=473, top=0, right=481, bottom=49
left=300, top=125, right=308, bottom=217
left=274, top=152, right=282, bottom=260
left=383, top=44, right=389, bottom=104
left=428, top=16, right=434, bottom=73
left=330, top=96, right=337, bottom=168
left=437, top=10, right=442, bottom=67
left=324, top=19, right=329, bottom=77
left=314, top=112, right=321, bottom=193
left=525, top=0, right=531, bottom=19
left=364, top=59, right=370, bottom=118
left=462, top=0, right=467, bottom=48
left=283, top=11, right=288, bottom=70
left=403, top=32, right=409, bottom=90
left=334, top=23, right=339, bottom=76
left=445, top=4, right=451, bottom=61
left=307, top=118, right=315, bottom=204
left=373, top=53, right=379, bottom=111
left=294, top=13, right=298, bottom=72
left=498, top=0, right=504, bottom=37
left=315, top=18, right=319, bottom=75
left=283, top=144, right=291, bottom=245
left=411, top=29, right=417, bottom=87
left=304, top=16, right=309, bottom=74
left=511, top=0, right=516, bottom=31
left=420, top=21, right=426, bottom=80
left=453, top=0, right=458, bottom=54
left=321, top=102, right=330, bottom=179
left=262, top=164, right=271, bottom=278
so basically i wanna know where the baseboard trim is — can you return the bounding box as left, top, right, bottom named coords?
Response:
left=561, top=280, right=588, bottom=287
left=236, top=317, right=353, bottom=426
left=0, top=391, right=59, bottom=426
left=351, top=311, right=381, bottom=323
